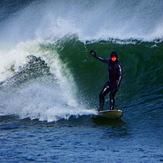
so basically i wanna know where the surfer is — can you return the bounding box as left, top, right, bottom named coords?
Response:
left=90, top=50, right=123, bottom=111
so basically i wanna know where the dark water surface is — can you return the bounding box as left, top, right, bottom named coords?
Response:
left=0, top=114, right=162, bottom=162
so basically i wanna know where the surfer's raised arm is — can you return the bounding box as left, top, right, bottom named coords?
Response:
left=90, top=50, right=108, bottom=63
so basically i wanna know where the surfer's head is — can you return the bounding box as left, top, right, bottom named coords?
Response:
left=110, top=51, right=118, bottom=62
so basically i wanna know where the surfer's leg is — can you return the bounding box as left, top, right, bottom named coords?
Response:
left=110, top=89, right=118, bottom=110
left=99, top=81, right=111, bottom=111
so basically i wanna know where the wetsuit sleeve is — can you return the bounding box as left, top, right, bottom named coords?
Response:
left=93, top=55, right=108, bottom=63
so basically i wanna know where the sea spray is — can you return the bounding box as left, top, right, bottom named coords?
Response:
left=0, top=0, right=162, bottom=45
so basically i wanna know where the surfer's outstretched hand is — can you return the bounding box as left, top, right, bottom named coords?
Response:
left=90, top=50, right=96, bottom=56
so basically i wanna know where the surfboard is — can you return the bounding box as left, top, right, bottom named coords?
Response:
left=98, top=109, right=123, bottom=119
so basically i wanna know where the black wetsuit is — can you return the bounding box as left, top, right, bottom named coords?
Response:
left=93, top=54, right=123, bottom=111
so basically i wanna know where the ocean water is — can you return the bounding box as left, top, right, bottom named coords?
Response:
left=0, top=0, right=163, bottom=162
